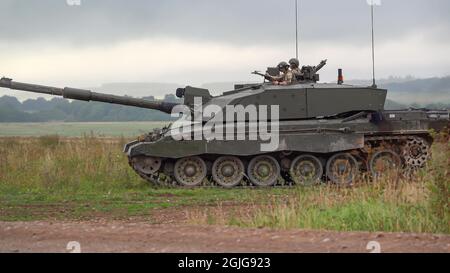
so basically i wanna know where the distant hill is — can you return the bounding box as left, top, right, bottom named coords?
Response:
left=345, top=75, right=418, bottom=85
left=346, top=76, right=450, bottom=105
left=384, top=99, right=408, bottom=110
left=0, top=95, right=181, bottom=122
left=383, top=78, right=450, bottom=105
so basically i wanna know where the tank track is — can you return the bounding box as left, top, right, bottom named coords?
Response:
left=129, top=134, right=433, bottom=188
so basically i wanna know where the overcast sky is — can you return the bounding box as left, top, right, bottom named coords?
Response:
left=1, top=0, right=450, bottom=98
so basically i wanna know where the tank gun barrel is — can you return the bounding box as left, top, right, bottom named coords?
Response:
left=0, top=77, right=177, bottom=114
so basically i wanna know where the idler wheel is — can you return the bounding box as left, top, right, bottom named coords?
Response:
left=131, top=156, right=162, bottom=175
left=247, top=155, right=280, bottom=187
left=289, top=154, right=323, bottom=186
left=369, top=149, right=402, bottom=179
left=174, top=156, right=207, bottom=187
left=326, top=153, right=359, bottom=185
left=402, top=137, right=430, bottom=169
left=212, top=156, right=244, bottom=188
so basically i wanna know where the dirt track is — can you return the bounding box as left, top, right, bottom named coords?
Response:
left=1, top=220, right=449, bottom=253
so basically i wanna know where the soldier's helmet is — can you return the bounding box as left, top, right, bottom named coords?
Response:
left=289, top=58, right=300, bottom=67
left=277, top=61, right=290, bottom=70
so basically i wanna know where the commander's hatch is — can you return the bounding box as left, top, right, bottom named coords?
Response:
left=266, top=67, right=280, bottom=77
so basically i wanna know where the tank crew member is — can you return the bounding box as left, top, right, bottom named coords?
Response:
left=269, top=61, right=293, bottom=85
left=289, top=58, right=302, bottom=80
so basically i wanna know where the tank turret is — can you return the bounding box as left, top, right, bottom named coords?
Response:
left=2, top=66, right=387, bottom=121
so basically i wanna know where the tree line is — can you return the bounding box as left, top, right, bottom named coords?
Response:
left=0, top=94, right=181, bottom=122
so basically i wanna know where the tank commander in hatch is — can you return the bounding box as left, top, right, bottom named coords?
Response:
left=268, top=61, right=293, bottom=85
left=289, top=58, right=302, bottom=81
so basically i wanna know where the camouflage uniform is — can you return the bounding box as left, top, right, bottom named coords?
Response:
left=271, top=62, right=293, bottom=85
left=281, top=70, right=294, bottom=84
left=290, top=67, right=302, bottom=80
left=289, top=58, right=302, bottom=81
left=271, top=71, right=293, bottom=84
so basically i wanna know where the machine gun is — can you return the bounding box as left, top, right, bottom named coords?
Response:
left=297, top=59, right=327, bottom=83
left=251, top=71, right=273, bottom=81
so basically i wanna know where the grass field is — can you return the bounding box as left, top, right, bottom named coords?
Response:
left=0, top=122, right=169, bottom=137
left=0, top=134, right=448, bottom=234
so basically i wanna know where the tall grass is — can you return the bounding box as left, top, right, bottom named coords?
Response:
left=189, top=141, right=450, bottom=234
left=0, top=135, right=448, bottom=233
left=0, top=136, right=144, bottom=195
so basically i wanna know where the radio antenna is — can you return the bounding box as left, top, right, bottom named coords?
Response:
left=368, top=0, right=380, bottom=88
left=295, top=0, right=299, bottom=59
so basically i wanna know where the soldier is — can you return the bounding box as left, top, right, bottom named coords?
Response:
left=269, top=61, right=293, bottom=85
left=289, top=58, right=302, bottom=81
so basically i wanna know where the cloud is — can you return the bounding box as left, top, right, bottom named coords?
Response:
left=1, top=0, right=449, bottom=46
left=2, top=29, right=449, bottom=85
left=1, top=38, right=286, bottom=95
left=0, top=0, right=449, bottom=100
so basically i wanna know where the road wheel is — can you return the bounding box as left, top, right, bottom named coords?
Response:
left=369, top=149, right=402, bottom=179
left=212, top=156, right=244, bottom=188
left=326, top=153, right=359, bottom=185
left=289, top=154, right=323, bottom=186
left=174, top=156, right=207, bottom=187
left=131, top=156, right=162, bottom=175
left=247, top=155, right=280, bottom=187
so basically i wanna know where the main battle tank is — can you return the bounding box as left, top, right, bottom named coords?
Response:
left=1, top=62, right=448, bottom=187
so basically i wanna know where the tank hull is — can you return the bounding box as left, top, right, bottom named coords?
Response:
left=125, top=109, right=449, bottom=187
